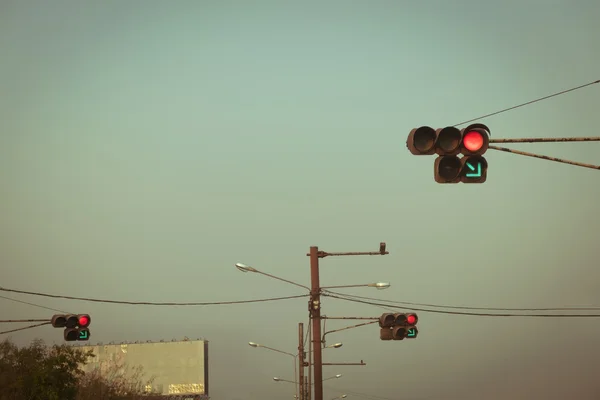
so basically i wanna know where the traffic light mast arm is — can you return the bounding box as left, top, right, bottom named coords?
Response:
left=491, top=137, right=600, bottom=143
left=321, top=321, right=379, bottom=347
left=489, top=145, right=600, bottom=170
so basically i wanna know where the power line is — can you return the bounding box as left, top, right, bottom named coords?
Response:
left=453, top=78, right=600, bottom=127
left=324, top=293, right=600, bottom=318
left=0, top=322, right=50, bottom=335
left=323, top=290, right=600, bottom=311
left=0, top=286, right=308, bottom=306
left=0, top=319, right=50, bottom=323
left=0, top=294, right=69, bottom=313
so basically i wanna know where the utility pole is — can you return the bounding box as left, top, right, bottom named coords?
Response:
left=308, top=243, right=389, bottom=400
left=298, top=322, right=305, bottom=400
left=309, top=247, right=323, bottom=400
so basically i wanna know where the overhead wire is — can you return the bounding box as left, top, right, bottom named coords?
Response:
left=323, top=292, right=600, bottom=318
left=453, top=78, right=600, bottom=127
left=450, top=78, right=600, bottom=170
left=0, top=294, right=69, bottom=313
left=0, top=322, right=51, bottom=335
left=0, top=286, right=308, bottom=306
left=323, top=290, right=600, bottom=311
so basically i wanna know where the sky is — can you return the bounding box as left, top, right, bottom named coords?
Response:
left=1, top=0, right=599, bottom=399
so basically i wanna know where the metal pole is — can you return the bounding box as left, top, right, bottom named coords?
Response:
left=307, top=319, right=312, bottom=400
left=298, top=323, right=304, bottom=400
left=305, top=381, right=309, bottom=400
left=309, top=246, right=323, bottom=400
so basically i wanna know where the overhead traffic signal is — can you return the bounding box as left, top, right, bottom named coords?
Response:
left=406, top=124, right=490, bottom=184
left=51, top=314, right=91, bottom=341
left=379, top=312, right=418, bottom=341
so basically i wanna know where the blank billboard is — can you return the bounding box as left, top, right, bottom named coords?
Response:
left=77, top=339, right=208, bottom=396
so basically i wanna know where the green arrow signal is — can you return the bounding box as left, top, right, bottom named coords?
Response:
left=78, top=330, right=89, bottom=340
left=407, top=328, right=417, bottom=338
left=465, top=162, right=482, bottom=178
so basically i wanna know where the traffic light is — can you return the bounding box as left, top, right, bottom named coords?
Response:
left=379, top=312, right=418, bottom=341
left=51, top=314, right=91, bottom=341
left=406, top=124, right=490, bottom=184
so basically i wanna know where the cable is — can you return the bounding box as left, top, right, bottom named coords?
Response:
left=304, top=318, right=311, bottom=348
left=324, top=293, right=600, bottom=318
left=323, top=290, right=600, bottom=311
left=0, top=322, right=50, bottom=335
left=0, top=319, right=49, bottom=323
left=0, top=294, right=69, bottom=313
left=488, top=145, right=600, bottom=170
left=453, top=78, right=600, bottom=127
left=0, top=286, right=308, bottom=306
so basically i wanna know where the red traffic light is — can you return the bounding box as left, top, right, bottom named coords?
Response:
left=463, top=131, right=484, bottom=152
left=406, top=314, right=417, bottom=325
left=460, top=124, right=490, bottom=156
left=78, top=315, right=90, bottom=328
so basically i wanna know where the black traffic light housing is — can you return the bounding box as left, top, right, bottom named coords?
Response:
left=379, top=313, right=418, bottom=341
left=408, top=124, right=491, bottom=184
left=51, top=314, right=91, bottom=341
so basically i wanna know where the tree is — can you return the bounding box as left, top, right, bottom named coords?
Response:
left=0, top=337, right=154, bottom=400
left=0, top=337, right=91, bottom=400
left=76, top=357, right=156, bottom=400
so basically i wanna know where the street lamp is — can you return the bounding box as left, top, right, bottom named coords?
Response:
left=249, top=342, right=298, bottom=399
left=322, top=374, right=342, bottom=382
left=235, top=263, right=311, bottom=291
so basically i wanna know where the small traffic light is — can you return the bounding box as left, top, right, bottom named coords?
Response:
left=51, top=314, right=91, bottom=341
left=379, top=313, right=418, bottom=341
left=408, top=124, right=490, bottom=184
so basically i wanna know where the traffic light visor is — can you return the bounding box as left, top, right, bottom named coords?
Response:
left=394, top=313, right=407, bottom=325
left=392, top=326, right=406, bottom=340
left=65, top=315, right=79, bottom=328
left=407, top=127, right=436, bottom=155
left=379, top=313, right=396, bottom=328
left=64, top=328, right=79, bottom=341
left=51, top=315, right=67, bottom=328
left=435, top=127, right=462, bottom=155
left=434, top=156, right=462, bottom=183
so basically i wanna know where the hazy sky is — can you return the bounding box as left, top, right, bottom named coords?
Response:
left=1, top=1, right=599, bottom=399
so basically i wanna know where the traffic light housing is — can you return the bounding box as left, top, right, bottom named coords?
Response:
left=407, top=124, right=490, bottom=184
left=379, top=313, right=418, bottom=341
left=51, top=314, right=91, bottom=341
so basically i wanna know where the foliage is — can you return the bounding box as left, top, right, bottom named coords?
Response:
left=77, top=357, right=156, bottom=400
left=0, top=337, right=155, bottom=400
left=0, top=337, right=91, bottom=400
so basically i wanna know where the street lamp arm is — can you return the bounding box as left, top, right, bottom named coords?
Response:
left=260, top=345, right=297, bottom=358
left=321, top=321, right=378, bottom=348
left=320, top=283, right=389, bottom=290
left=235, top=263, right=310, bottom=291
